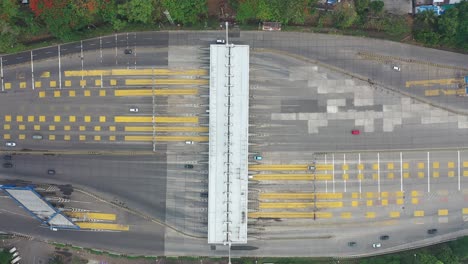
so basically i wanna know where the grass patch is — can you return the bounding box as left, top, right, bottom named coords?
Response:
left=0, top=250, right=13, bottom=264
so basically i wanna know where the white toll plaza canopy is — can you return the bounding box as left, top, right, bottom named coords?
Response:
left=208, top=43, right=249, bottom=244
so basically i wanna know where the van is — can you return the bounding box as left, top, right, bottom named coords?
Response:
left=32, top=134, right=43, bottom=140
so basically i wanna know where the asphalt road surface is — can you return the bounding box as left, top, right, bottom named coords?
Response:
left=1, top=30, right=468, bottom=257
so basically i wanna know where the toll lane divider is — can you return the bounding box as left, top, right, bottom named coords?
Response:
left=248, top=212, right=333, bottom=219
left=259, top=193, right=343, bottom=200
left=249, top=164, right=333, bottom=171
left=114, top=116, right=198, bottom=123
left=251, top=174, right=332, bottom=181
left=114, top=89, right=198, bottom=96
left=125, top=126, right=208, bottom=132
left=125, top=79, right=208, bottom=85
left=124, top=136, right=208, bottom=142
left=64, top=69, right=207, bottom=77
left=259, top=201, right=343, bottom=209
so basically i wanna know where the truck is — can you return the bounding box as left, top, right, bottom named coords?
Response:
left=10, top=256, right=21, bottom=264
left=8, top=247, right=16, bottom=254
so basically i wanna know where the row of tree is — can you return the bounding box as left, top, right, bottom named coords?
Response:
left=413, top=1, right=468, bottom=50
left=0, top=0, right=467, bottom=53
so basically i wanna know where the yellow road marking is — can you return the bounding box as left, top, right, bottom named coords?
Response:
left=259, top=193, right=343, bottom=200
left=125, top=79, right=208, bottom=85
left=64, top=135, right=71, bottom=141
left=19, top=134, right=25, bottom=140
left=463, top=208, right=468, bottom=215
left=412, top=198, right=419, bottom=204
left=109, top=135, right=116, bottom=141
left=65, top=212, right=116, bottom=220
left=50, top=81, right=56, bottom=87
left=448, top=171, right=455, bottom=177
left=54, top=91, right=60, bottom=97
left=34, top=125, right=40, bottom=130
left=357, top=164, right=364, bottom=170
left=366, top=212, right=376, bottom=218
left=84, top=116, right=91, bottom=122
left=387, top=163, right=394, bottom=169
left=3, top=134, right=10, bottom=139
left=18, top=125, right=25, bottom=130
left=5, top=115, right=11, bottom=122
left=390, top=211, right=400, bottom=218
left=414, top=210, right=425, bottom=217
left=5, top=83, right=11, bottom=89
left=259, top=201, right=342, bottom=209
left=94, top=126, right=101, bottom=131
left=433, top=171, right=439, bottom=178
left=75, top=222, right=129, bottom=231
left=69, top=90, right=75, bottom=97
left=418, top=172, right=424, bottom=178
left=80, top=80, right=86, bottom=87
left=396, top=191, right=404, bottom=197
left=352, top=201, right=359, bottom=207
left=387, top=172, right=394, bottom=179
left=381, top=199, right=388, bottom=206
left=438, top=209, right=448, bottom=216
left=94, top=135, right=101, bottom=141
left=463, top=161, right=468, bottom=168
left=418, top=162, right=425, bottom=169
left=249, top=164, right=333, bottom=171
left=99, top=116, right=106, bottom=122
left=248, top=212, right=332, bottom=219
left=20, top=82, right=26, bottom=88
left=372, top=164, right=378, bottom=170
left=64, top=125, right=71, bottom=131
left=342, top=164, right=348, bottom=170
left=54, top=116, right=61, bottom=122
left=124, top=136, right=208, bottom=142
left=110, top=79, right=117, bottom=86
left=16, top=116, right=23, bottom=122
left=84, top=90, right=91, bottom=97
left=49, top=125, right=55, bottom=131
left=425, top=89, right=440, bottom=96
left=341, top=212, right=352, bottom=219
left=109, top=126, right=116, bottom=131
left=65, top=80, right=71, bottom=87
left=99, top=90, right=106, bottom=97
left=366, top=192, right=374, bottom=198
left=433, top=162, right=439, bottom=169
left=79, top=135, right=86, bottom=141
left=40, top=71, right=50, bottom=78
left=448, top=162, right=455, bottom=168
left=381, top=192, right=388, bottom=198
left=28, top=116, right=34, bottom=122
left=114, top=89, right=198, bottom=96
left=366, top=200, right=373, bottom=206
left=403, top=172, right=410, bottom=178
left=406, top=78, right=462, bottom=88
left=342, top=174, right=349, bottom=180
left=3, top=124, right=10, bottom=130
left=403, top=162, right=409, bottom=169
left=464, top=171, right=468, bottom=177
left=95, top=80, right=101, bottom=86
left=396, top=198, right=404, bottom=205
left=69, top=116, right=76, bottom=122
left=64, top=70, right=111, bottom=77
left=251, top=174, right=332, bottom=181
left=49, top=135, right=55, bottom=141
left=114, top=116, right=198, bottom=123
left=79, top=126, right=85, bottom=131
left=35, top=81, right=41, bottom=88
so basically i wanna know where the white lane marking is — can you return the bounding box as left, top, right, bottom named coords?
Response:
left=377, top=152, right=380, bottom=197
left=400, top=152, right=403, bottom=192
left=458, top=150, right=461, bottom=191
left=343, top=153, right=346, bottom=193
left=58, top=45, right=62, bottom=89
left=427, top=152, right=430, bottom=193
left=332, top=154, right=335, bottom=193
left=89, top=43, right=96, bottom=46
left=358, top=153, right=362, bottom=194
left=31, top=51, right=35, bottom=90
left=105, top=41, right=111, bottom=44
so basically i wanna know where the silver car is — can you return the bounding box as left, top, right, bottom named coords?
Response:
left=5, top=142, right=16, bottom=147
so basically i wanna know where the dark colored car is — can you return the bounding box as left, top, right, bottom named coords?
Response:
left=380, top=235, right=389, bottom=240
left=348, top=241, right=357, bottom=247
left=124, top=49, right=133, bottom=54
left=200, top=192, right=208, bottom=198
left=184, top=164, right=194, bottom=169
left=3, top=155, right=12, bottom=160
left=47, top=169, right=56, bottom=175
left=3, top=163, right=13, bottom=168
left=428, top=229, right=438, bottom=235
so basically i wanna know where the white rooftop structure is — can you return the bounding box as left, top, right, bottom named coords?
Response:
left=208, top=43, right=249, bottom=244
left=2, top=186, right=78, bottom=229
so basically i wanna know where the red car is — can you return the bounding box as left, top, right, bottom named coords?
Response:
left=351, top=130, right=360, bottom=135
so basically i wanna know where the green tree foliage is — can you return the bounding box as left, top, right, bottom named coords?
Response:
left=450, top=236, right=468, bottom=260
left=435, top=244, right=459, bottom=264
left=438, top=8, right=458, bottom=44
left=236, top=0, right=259, bottom=24
left=383, top=15, right=410, bottom=37
left=454, top=0, right=468, bottom=50
left=413, top=10, right=441, bottom=45
left=161, top=0, right=207, bottom=25
left=118, top=0, right=155, bottom=24
left=236, top=0, right=314, bottom=25
left=333, top=2, right=357, bottom=29
left=369, top=0, right=384, bottom=15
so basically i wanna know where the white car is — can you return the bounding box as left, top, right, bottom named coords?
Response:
left=392, top=66, right=401, bottom=72
left=185, top=140, right=194, bottom=145
left=129, top=107, right=139, bottom=113
left=372, top=243, right=382, bottom=248
left=5, top=142, right=16, bottom=147
left=216, top=39, right=226, bottom=44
